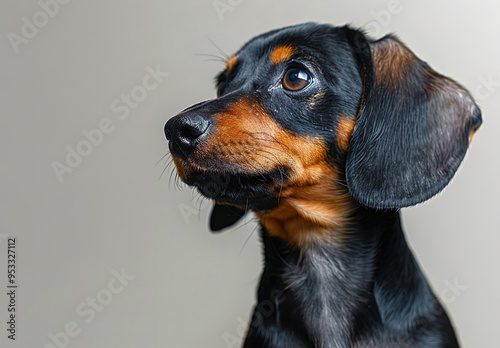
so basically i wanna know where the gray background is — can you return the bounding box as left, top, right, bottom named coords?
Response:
left=1, top=1, right=499, bottom=347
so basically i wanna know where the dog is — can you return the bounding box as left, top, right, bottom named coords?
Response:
left=164, top=23, right=481, bottom=347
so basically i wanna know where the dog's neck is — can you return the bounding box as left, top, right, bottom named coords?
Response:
left=244, top=208, right=456, bottom=347
left=255, top=169, right=356, bottom=248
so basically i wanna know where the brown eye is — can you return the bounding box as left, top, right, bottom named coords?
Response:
left=282, top=68, right=312, bottom=91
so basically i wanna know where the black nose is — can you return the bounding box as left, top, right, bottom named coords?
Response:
left=164, top=113, right=212, bottom=159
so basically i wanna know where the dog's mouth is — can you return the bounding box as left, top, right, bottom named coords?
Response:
left=181, top=166, right=288, bottom=211
left=165, top=94, right=338, bottom=214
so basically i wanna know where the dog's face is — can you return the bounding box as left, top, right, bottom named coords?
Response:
left=166, top=24, right=362, bottom=207
left=165, top=23, right=481, bottom=245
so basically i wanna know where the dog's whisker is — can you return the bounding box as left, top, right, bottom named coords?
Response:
left=255, top=143, right=295, bottom=162
left=207, top=37, right=230, bottom=60
left=194, top=53, right=227, bottom=62
left=159, top=163, right=171, bottom=181
left=166, top=158, right=175, bottom=169
left=332, top=178, right=349, bottom=189
left=267, top=233, right=293, bottom=268
left=254, top=148, right=284, bottom=167
left=167, top=167, right=177, bottom=189
left=174, top=172, right=183, bottom=191
left=238, top=155, right=270, bottom=181
left=155, top=152, right=172, bottom=168
left=250, top=141, right=289, bottom=154
left=278, top=168, right=284, bottom=206
left=239, top=217, right=260, bottom=253
left=196, top=195, right=206, bottom=221
left=251, top=153, right=281, bottom=175
left=249, top=132, right=290, bottom=150
left=201, top=58, right=227, bottom=65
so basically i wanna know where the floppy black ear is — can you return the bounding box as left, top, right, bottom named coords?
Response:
left=345, top=35, right=482, bottom=209
left=209, top=203, right=246, bottom=232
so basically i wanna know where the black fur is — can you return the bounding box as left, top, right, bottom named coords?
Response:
left=345, top=34, right=481, bottom=209
left=244, top=209, right=458, bottom=347
left=164, top=23, right=481, bottom=347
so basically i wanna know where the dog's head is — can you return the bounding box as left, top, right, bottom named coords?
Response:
left=164, top=23, right=481, bottom=246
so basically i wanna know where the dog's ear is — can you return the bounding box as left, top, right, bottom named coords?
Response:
left=345, top=33, right=482, bottom=209
left=209, top=203, right=246, bottom=232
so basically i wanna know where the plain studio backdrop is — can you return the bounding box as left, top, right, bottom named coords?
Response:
left=1, top=1, right=499, bottom=347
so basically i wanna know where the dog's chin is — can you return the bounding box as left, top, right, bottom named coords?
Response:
left=183, top=168, right=287, bottom=212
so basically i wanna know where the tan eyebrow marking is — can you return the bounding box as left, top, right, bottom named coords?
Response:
left=226, top=55, right=238, bottom=72
left=270, top=45, right=297, bottom=65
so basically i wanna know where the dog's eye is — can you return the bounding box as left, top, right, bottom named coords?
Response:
left=282, top=68, right=311, bottom=91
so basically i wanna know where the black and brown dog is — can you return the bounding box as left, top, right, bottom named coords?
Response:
left=164, top=23, right=481, bottom=347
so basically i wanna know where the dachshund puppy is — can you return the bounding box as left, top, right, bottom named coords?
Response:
left=165, top=23, right=481, bottom=347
